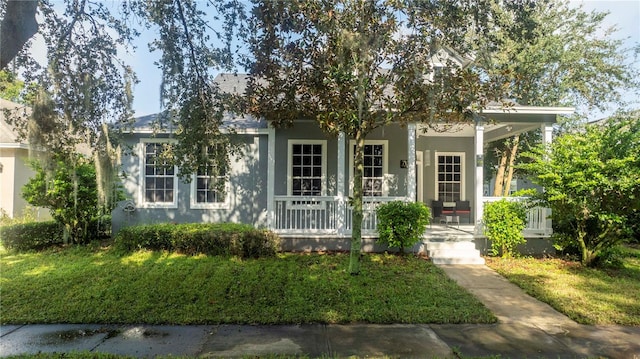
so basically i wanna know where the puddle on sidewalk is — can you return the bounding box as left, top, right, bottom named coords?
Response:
left=40, top=328, right=119, bottom=345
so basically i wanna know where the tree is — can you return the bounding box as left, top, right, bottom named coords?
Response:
left=0, top=70, right=25, bottom=102
left=246, top=0, right=532, bottom=274
left=519, top=112, right=640, bottom=266
left=477, top=0, right=639, bottom=195
left=0, top=0, right=38, bottom=70
left=22, top=155, right=102, bottom=244
left=1, top=0, right=246, bottom=223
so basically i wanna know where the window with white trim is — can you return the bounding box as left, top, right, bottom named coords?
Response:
left=142, top=141, right=177, bottom=206
left=288, top=140, right=326, bottom=196
left=192, top=145, right=228, bottom=208
left=436, top=153, right=464, bottom=202
left=350, top=140, right=388, bottom=197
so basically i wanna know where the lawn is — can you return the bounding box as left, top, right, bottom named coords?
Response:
left=0, top=245, right=495, bottom=325
left=486, top=245, right=640, bottom=326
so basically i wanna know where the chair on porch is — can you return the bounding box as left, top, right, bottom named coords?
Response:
left=431, top=200, right=443, bottom=225
left=455, top=200, right=471, bottom=224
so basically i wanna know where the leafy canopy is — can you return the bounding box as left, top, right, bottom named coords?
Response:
left=519, top=112, right=640, bottom=266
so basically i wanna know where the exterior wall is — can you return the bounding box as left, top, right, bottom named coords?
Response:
left=0, top=147, right=49, bottom=220
left=274, top=122, right=338, bottom=195
left=273, top=122, right=410, bottom=198
left=416, top=136, right=475, bottom=221
left=0, top=148, right=17, bottom=217
left=112, top=133, right=269, bottom=234
left=360, top=124, right=409, bottom=197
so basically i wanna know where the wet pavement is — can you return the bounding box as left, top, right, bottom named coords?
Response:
left=1, top=264, right=639, bottom=358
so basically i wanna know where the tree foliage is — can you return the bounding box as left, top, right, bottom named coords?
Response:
left=22, top=155, right=102, bottom=244
left=519, top=112, right=640, bottom=266
left=479, top=0, right=639, bottom=195
left=133, top=0, right=247, bottom=181
left=246, top=0, right=530, bottom=273
left=376, top=201, right=430, bottom=254
left=482, top=199, right=527, bottom=257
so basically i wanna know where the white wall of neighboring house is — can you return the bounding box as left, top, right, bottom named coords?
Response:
left=0, top=99, right=50, bottom=221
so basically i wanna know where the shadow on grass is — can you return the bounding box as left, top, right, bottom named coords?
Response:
left=1, top=247, right=496, bottom=325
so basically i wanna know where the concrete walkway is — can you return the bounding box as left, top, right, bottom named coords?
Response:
left=1, top=264, right=639, bottom=358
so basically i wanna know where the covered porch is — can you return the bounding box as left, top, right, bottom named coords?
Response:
left=263, top=105, right=573, bottom=240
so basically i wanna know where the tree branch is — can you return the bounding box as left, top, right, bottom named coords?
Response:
left=1, top=0, right=39, bottom=69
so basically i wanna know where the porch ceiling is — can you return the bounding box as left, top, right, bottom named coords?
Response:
left=416, top=105, right=574, bottom=143
left=417, top=122, right=542, bottom=143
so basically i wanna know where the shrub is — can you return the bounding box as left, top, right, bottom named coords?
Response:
left=376, top=201, right=430, bottom=253
left=483, top=199, right=527, bottom=258
left=0, top=221, right=63, bottom=251
left=114, top=222, right=281, bottom=258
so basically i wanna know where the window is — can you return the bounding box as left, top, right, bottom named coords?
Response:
left=436, top=153, right=464, bottom=202
left=142, top=141, right=177, bottom=207
left=288, top=140, right=326, bottom=196
left=192, top=145, right=228, bottom=208
left=350, top=140, right=388, bottom=197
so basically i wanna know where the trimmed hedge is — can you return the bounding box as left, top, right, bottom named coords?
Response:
left=114, top=222, right=281, bottom=258
left=0, top=221, right=63, bottom=252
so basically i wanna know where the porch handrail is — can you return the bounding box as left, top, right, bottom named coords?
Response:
left=482, top=196, right=552, bottom=236
left=273, top=195, right=408, bottom=235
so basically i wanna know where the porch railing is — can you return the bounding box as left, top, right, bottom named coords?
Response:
left=273, top=196, right=408, bottom=236
left=345, top=197, right=409, bottom=234
left=273, top=195, right=552, bottom=237
left=482, top=196, right=552, bottom=237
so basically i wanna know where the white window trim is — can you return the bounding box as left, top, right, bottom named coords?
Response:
left=189, top=174, right=230, bottom=210
left=434, top=151, right=465, bottom=206
left=139, top=138, right=178, bottom=209
left=349, top=140, right=389, bottom=197
left=287, top=139, right=328, bottom=197
left=189, top=144, right=231, bottom=209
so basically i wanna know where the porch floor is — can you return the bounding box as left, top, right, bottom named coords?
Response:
left=423, top=224, right=475, bottom=241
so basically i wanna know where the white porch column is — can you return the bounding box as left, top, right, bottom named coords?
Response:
left=336, top=132, right=346, bottom=235
left=266, top=127, right=275, bottom=229
left=407, top=123, right=417, bottom=201
left=542, top=123, right=553, bottom=147
left=474, top=121, right=484, bottom=229
left=541, top=122, right=554, bottom=231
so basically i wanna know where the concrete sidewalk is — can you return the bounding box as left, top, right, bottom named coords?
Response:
left=1, top=264, right=639, bottom=358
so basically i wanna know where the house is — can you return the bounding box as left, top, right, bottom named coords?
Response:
left=112, top=73, right=573, bottom=257
left=0, top=98, right=50, bottom=220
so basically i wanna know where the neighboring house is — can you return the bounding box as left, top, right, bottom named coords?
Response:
left=0, top=99, right=49, bottom=220
left=112, top=73, right=573, bottom=251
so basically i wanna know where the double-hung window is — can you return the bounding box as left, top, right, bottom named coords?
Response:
left=350, top=140, right=388, bottom=197
left=288, top=140, right=326, bottom=199
left=142, top=140, right=177, bottom=207
left=436, top=152, right=464, bottom=203
left=191, top=145, right=228, bottom=209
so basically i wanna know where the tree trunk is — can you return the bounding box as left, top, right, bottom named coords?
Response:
left=503, top=135, right=520, bottom=196
left=492, top=149, right=508, bottom=196
left=349, top=127, right=365, bottom=275
left=0, top=1, right=39, bottom=70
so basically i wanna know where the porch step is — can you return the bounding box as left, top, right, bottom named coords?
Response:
left=426, top=240, right=485, bottom=265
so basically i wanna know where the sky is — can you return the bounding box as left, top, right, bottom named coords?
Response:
left=26, top=0, right=640, bottom=121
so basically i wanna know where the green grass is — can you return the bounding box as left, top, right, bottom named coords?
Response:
left=0, top=245, right=495, bottom=325
left=486, top=245, right=640, bottom=326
